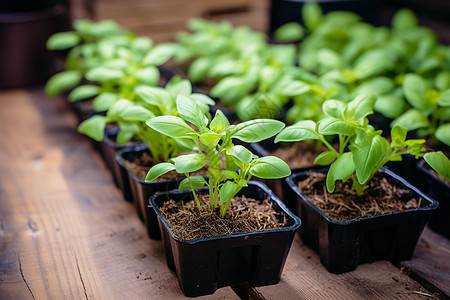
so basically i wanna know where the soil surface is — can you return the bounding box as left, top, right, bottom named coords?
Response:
left=125, top=151, right=206, bottom=181
left=297, top=172, right=423, bottom=221
left=160, top=194, right=287, bottom=240
left=270, top=141, right=322, bottom=169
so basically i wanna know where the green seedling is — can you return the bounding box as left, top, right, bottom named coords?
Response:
left=276, top=94, right=448, bottom=195
left=77, top=77, right=214, bottom=163
left=146, top=96, right=290, bottom=217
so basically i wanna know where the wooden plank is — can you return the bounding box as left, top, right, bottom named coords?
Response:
left=0, top=89, right=238, bottom=299
left=253, top=236, right=437, bottom=299
left=400, top=227, right=450, bottom=298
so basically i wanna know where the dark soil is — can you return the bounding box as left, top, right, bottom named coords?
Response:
left=270, top=141, right=323, bottom=169
left=160, top=194, right=287, bottom=240
left=125, top=151, right=206, bottom=181
left=297, top=172, right=423, bottom=221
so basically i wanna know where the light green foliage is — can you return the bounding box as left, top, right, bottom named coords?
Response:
left=45, top=19, right=177, bottom=113
left=77, top=77, right=213, bottom=163
left=146, top=97, right=290, bottom=217
left=423, top=152, right=450, bottom=180
left=276, top=95, right=446, bottom=196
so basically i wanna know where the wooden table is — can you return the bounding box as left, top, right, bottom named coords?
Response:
left=0, top=88, right=449, bottom=299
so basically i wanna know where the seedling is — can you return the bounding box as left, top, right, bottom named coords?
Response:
left=276, top=94, right=448, bottom=195
left=146, top=96, right=291, bottom=217
left=77, top=77, right=213, bottom=163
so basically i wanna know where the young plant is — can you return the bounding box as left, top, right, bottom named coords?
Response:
left=77, top=77, right=214, bottom=163
left=276, top=94, right=447, bottom=195
left=146, top=96, right=291, bottom=217
left=45, top=19, right=133, bottom=96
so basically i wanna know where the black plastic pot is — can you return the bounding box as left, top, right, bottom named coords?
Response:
left=150, top=181, right=301, bottom=297
left=286, top=166, right=438, bottom=274
left=101, top=128, right=145, bottom=202
left=269, top=0, right=380, bottom=37
left=0, top=3, right=70, bottom=89
left=385, top=154, right=426, bottom=191
left=116, top=146, right=189, bottom=240
left=417, top=159, right=450, bottom=239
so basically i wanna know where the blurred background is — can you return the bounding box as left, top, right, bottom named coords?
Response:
left=1, top=0, right=449, bottom=88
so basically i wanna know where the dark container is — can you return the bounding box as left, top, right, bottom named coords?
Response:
left=0, top=2, right=71, bottom=88
left=385, top=154, right=427, bottom=191
left=269, top=0, right=380, bottom=36
left=116, top=146, right=187, bottom=240
left=150, top=181, right=301, bottom=297
left=286, top=166, right=438, bottom=274
left=417, top=159, right=450, bottom=239
left=101, top=128, right=145, bottom=201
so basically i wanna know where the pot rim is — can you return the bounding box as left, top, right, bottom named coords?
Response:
left=150, top=180, right=302, bottom=244
left=286, top=166, right=439, bottom=225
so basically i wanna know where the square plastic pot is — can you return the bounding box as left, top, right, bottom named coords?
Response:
left=417, top=159, right=450, bottom=239
left=116, top=146, right=189, bottom=240
left=101, top=127, right=145, bottom=202
left=149, top=181, right=301, bottom=297
left=286, top=166, right=438, bottom=274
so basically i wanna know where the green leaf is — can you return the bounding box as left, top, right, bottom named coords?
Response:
left=438, top=89, right=450, bottom=107
left=349, top=131, right=389, bottom=185
left=136, top=86, right=170, bottom=107
left=92, top=92, right=117, bottom=112
left=222, top=170, right=239, bottom=180
left=166, top=78, right=192, bottom=97
left=120, top=105, right=154, bottom=121
left=374, top=95, right=406, bottom=119
left=199, top=132, right=222, bottom=148
left=107, top=99, right=131, bottom=121
left=424, top=152, right=450, bottom=180
left=219, top=181, right=240, bottom=205
left=322, top=100, right=345, bottom=119
left=391, top=109, right=430, bottom=131
left=226, top=145, right=253, bottom=163
left=274, top=22, right=305, bottom=42
left=345, top=94, right=376, bottom=122
left=302, top=2, right=322, bottom=31
left=392, top=9, right=418, bottom=31
left=171, top=154, right=206, bottom=173
left=46, top=31, right=81, bottom=50
left=278, top=79, right=311, bottom=96
left=188, top=57, right=213, bottom=82
left=135, top=66, right=160, bottom=86
left=275, top=120, right=319, bottom=142
left=435, top=123, right=450, bottom=146
left=326, top=152, right=355, bottom=193
left=210, top=76, right=253, bottom=102
left=391, top=126, right=407, bottom=148
left=68, top=85, right=100, bottom=101
left=313, top=151, right=338, bottom=165
left=318, top=118, right=356, bottom=135
left=249, top=156, right=291, bottom=179
left=142, top=43, right=178, bottom=66
left=403, top=73, right=428, bottom=110
left=86, top=67, right=124, bottom=82
left=179, top=176, right=207, bottom=190
left=45, top=70, right=82, bottom=96
left=210, top=109, right=230, bottom=133
left=177, top=95, right=208, bottom=127
left=145, top=163, right=175, bottom=182
left=146, top=116, right=196, bottom=138
left=233, top=119, right=285, bottom=143
left=77, top=115, right=106, bottom=142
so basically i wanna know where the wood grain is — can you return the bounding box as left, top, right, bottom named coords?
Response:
left=0, top=89, right=238, bottom=299
left=400, top=227, right=450, bottom=298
